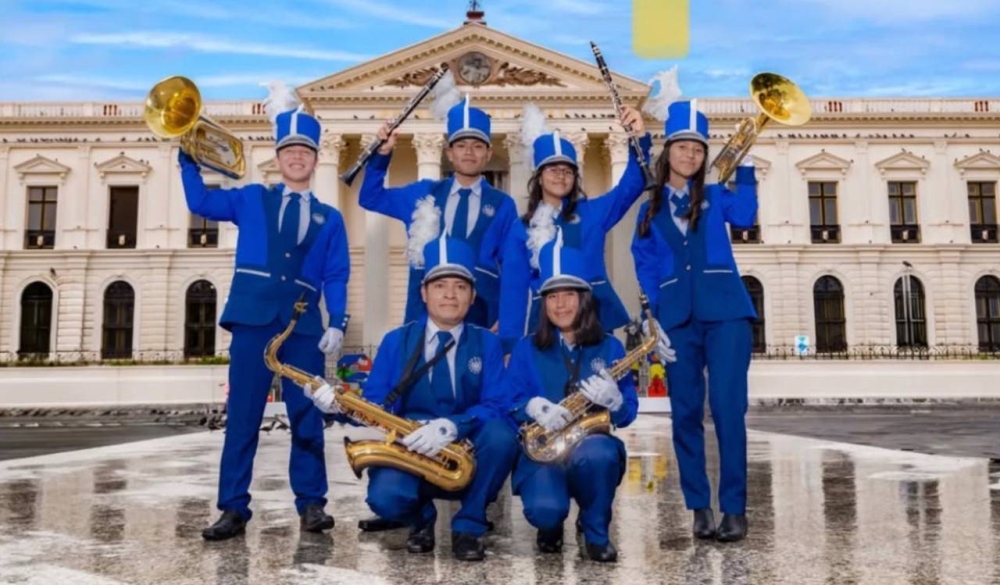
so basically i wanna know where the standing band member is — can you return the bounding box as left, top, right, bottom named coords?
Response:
left=631, top=99, right=757, bottom=542
left=307, top=237, right=517, bottom=561
left=359, top=95, right=517, bottom=329
left=504, top=233, right=638, bottom=562
left=498, top=104, right=651, bottom=354
left=183, top=91, right=350, bottom=540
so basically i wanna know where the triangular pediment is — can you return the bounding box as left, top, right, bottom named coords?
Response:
left=14, top=155, right=71, bottom=183
left=875, top=150, right=930, bottom=175
left=299, top=23, right=648, bottom=104
left=95, top=153, right=152, bottom=179
left=795, top=151, right=852, bottom=177
left=256, top=157, right=282, bottom=185
left=955, top=151, right=1000, bottom=172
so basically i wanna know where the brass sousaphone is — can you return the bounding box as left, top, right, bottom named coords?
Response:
left=709, top=72, right=812, bottom=184
left=144, top=76, right=247, bottom=179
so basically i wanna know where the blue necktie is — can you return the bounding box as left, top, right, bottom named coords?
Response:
left=431, top=331, right=455, bottom=403
left=280, top=193, right=301, bottom=248
left=671, top=193, right=690, bottom=218
left=451, top=188, right=472, bottom=239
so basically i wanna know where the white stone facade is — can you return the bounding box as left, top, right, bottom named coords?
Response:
left=1, top=21, right=999, bottom=370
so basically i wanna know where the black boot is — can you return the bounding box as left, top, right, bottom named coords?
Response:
left=357, top=515, right=406, bottom=532
left=452, top=532, right=485, bottom=562
left=202, top=510, right=246, bottom=541
left=299, top=504, right=335, bottom=533
left=716, top=514, right=748, bottom=542
left=406, top=523, right=435, bottom=553
left=584, top=539, right=618, bottom=563
left=692, top=508, right=716, bottom=540
left=536, top=526, right=564, bottom=553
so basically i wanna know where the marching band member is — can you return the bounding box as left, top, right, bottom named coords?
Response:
left=359, top=94, right=517, bottom=330
left=307, top=236, right=517, bottom=561
left=181, top=88, right=350, bottom=540
left=498, top=104, right=652, bottom=354
left=631, top=99, right=758, bottom=542
left=504, top=232, right=638, bottom=562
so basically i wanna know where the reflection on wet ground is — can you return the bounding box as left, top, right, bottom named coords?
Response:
left=0, top=416, right=996, bottom=584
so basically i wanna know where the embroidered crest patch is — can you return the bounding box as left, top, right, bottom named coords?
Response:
left=590, top=357, right=606, bottom=374
left=312, top=212, right=326, bottom=225
left=482, top=204, right=496, bottom=217
left=468, top=356, right=483, bottom=375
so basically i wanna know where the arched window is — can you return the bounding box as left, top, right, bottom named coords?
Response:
left=19, top=282, right=53, bottom=357
left=184, top=280, right=217, bottom=358
left=813, top=276, right=846, bottom=353
left=975, top=276, right=1000, bottom=352
left=741, top=276, right=766, bottom=353
left=102, top=281, right=135, bottom=359
left=894, top=276, right=927, bottom=347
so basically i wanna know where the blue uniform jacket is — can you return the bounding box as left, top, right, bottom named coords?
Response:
left=498, top=135, right=652, bottom=353
left=504, top=333, right=638, bottom=431
left=181, top=159, right=350, bottom=336
left=360, top=317, right=509, bottom=441
left=359, top=152, right=517, bottom=325
left=631, top=167, right=758, bottom=331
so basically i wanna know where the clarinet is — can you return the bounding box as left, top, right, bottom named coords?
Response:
left=340, top=65, right=450, bottom=186
left=590, top=42, right=657, bottom=191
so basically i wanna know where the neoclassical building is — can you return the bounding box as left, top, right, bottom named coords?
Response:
left=2, top=13, right=999, bottom=366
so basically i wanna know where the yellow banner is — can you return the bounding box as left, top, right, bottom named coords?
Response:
left=633, top=0, right=689, bottom=59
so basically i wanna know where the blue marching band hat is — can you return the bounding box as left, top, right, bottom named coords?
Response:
left=538, top=228, right=591, bottom=294
left=531, top=130, right=578, bottom=169
left=447, top=94, right=491, bottom=146
left=275, top=106, right=321, bottom=152
left=664, top=98, right=709, bottom=147
left=421, top=236, right=477, bottom=285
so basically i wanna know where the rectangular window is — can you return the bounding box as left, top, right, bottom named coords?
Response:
left=888, top=181, right=920, bottom=243
left=25, top=186, right=57, bottom=249
left=968, top=181, right=998, bottom=243
left=188, top=183, right=220, bottom=248
left=107, top=186, right=138, bottom=249
left=808, top=181, right=840, bottom=243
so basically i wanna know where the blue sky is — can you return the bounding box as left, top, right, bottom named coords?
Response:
left=2, top=0, right=999, bottom=102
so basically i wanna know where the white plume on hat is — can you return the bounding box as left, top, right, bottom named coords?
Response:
left=429, top=69, right=462, bottom=120
left=260, top=81, right=302, bottom=124
left=406, top=195, right=441, bottom=269
left=519, top=102, right=550, bottom=173
left=642, top=66, right=682, bottom=122
left=525, top=202, right=557, bottom=270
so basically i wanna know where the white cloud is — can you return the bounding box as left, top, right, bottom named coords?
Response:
left=70, top=32, right=372, bottom=62
left=546, top=0, right=611, bottom=16
left=317, top=0, right=453, bottom=29
left=793, top=0, right=1000, bottom=21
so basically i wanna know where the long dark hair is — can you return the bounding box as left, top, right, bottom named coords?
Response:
left=637, top=140, right=707, bottom=237
left=521, top=164, right=587, bottom=225
left=533, top=289, right=604, bottom=350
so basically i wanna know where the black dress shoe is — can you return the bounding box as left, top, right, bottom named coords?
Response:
left=406, top=523, right=435, bottom=553
left=716, top=514, right=748, bottom=542
left=585, top=540, right=618, bottom=563
left=202, top=510, right=246, bottom=541
left=300, top=504, right=335, bottom=533
left=536, top=526, right=564, bottom=553
left=452, top=532, right=485, bottom=562
left=693, top=508, right=716, bottom=540
left=357, top=515, right=406, bottom=532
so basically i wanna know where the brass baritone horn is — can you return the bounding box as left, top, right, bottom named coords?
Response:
left=709, top=72, right=812, bottom=185
left=144, top=75, right=247, bottom=180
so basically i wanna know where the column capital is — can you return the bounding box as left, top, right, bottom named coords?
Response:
left=359, top=133, right=380, bottom=151
left=503, top=132, right=526, bottom=162
left=320, top=132, right=346, bottom=163
left=604, top=132, right=631, bottom=164
left=412, top=133, right=445, bottom=165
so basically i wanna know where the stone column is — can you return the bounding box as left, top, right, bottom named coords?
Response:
left=0, top=146, right=9, bottom=251
left=362, top=134, right=392, bottom=347
left=413, top=133, right=444, bottom=181
left=563, top=131, right=589, bottom=178
left=503, top=133, right=529, bottom=214
left=54, top=254, right=89, bottom=359
left=605, top=132, right=641, bottom=320
left=316, top=133, right=345, bottom=209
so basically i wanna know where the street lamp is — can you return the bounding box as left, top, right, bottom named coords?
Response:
left=902, top=261, right=914, bottom=347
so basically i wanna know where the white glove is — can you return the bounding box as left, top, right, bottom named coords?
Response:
left=642, top=319, right=678, bottom=363
left=303, top=379, right=342, bottom=414
left=318, top=328, right=344, bottom=357
left=579, top=370, right=623, bottom=412
left=400, top=418, right=458, bottom=457
left=526, top=397, right=573, bottom=433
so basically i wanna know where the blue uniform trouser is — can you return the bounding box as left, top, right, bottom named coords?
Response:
left=665, top=318, right=752, bottom=514
left=218, top=321, right=328, bottom=520
left=516, top=434, right=626, bottom=547
left=365, top=419, right=517, bottom=536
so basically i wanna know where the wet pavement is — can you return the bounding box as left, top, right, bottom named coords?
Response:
left=0, top=416, right=998, bottom=585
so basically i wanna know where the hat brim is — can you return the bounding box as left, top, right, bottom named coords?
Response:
left=536, top=155, right=578, bottom=170
left=423, top=264, right=476, bottom=285
left=276, top=136, right=319, bottom=151
left=448, top=129, right=491, bottom=146
left=665, top=130, right=708, bottom=147
left=539, top=275, right=590, bottom=294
